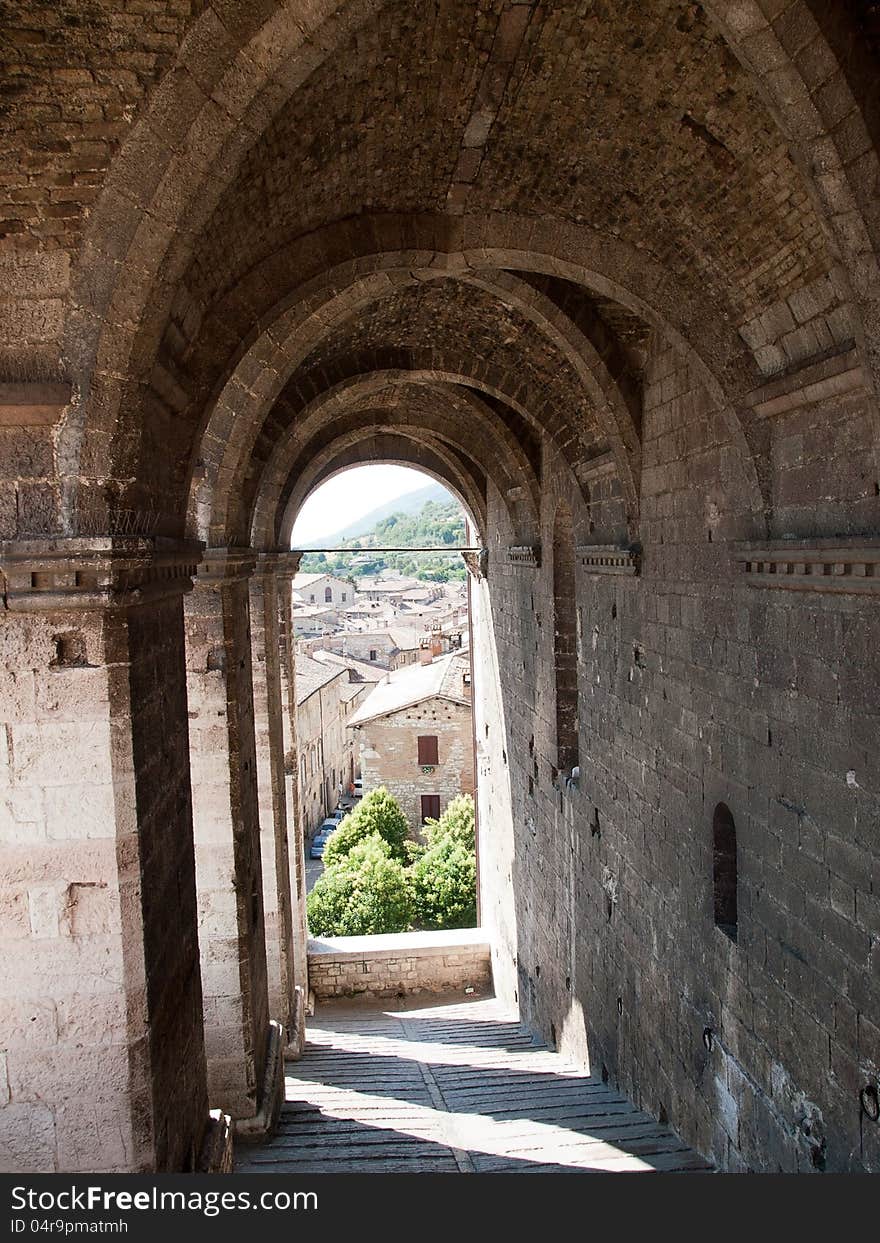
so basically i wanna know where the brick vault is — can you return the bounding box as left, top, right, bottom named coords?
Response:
left=0, top=1, right=878, bottom=1173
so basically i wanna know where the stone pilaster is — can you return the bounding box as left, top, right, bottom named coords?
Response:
left=249, top=552, right=306, bottom=1050
left=0, top=537, right=208, bottom=1172
left=277, top=556, right=309, bottom=1019
left=184, top=548, right=275, bottom=1123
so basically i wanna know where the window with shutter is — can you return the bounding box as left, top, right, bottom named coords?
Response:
left=421, top=794, right=441, bottom=823
left=417, top=735, right=439, bottom=765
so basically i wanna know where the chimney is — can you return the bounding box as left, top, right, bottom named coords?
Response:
left=419, top=644, right=433, bottom=666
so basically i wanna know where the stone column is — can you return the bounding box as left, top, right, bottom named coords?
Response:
left=0, top=537, right=209, bottom=1173
left=277, top=565, right=309, bottom=1009
left=185, top=548, right=280, bottom=1126
left=249, top=552, right=305, bottom=1049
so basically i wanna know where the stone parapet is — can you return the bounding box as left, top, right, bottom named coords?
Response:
left=307, top=928, right=493, bottom=1001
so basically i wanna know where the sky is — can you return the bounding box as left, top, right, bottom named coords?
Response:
left=290, top=465, right=438, bottom=545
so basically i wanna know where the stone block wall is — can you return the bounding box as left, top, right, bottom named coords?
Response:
left=477, top=338, right=880, bottom=1174
left=355, top=699, right=475, bottom=832
left=307, top=929, right=492, bottom=1001
left=185, top=575, right=269, bottom=1120
left=296, top=670, right=354, bottom=837
left=0, top=587, right=207, bottom=1172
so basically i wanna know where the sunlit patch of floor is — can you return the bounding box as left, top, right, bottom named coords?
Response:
left=235, top=997, right=713, bottom=1173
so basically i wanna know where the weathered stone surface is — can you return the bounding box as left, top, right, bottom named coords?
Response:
left=185, top=558, right=270, bottom=1122
left=1, top=0, right=878, bottom=1177
left=307, top=929, right=492, bottom=1000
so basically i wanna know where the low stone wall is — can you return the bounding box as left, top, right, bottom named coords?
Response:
left=307, top=928, right=492, bottom=1000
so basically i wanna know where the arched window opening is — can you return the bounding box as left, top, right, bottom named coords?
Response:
left=324, top=585, right=333, bottom=602
left=553, top=502, right=578, bottom=776
left=713, top=802, right=738, bottom=941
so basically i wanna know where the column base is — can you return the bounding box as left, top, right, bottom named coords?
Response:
left=285, top=985, right=307, bottom=1060
left=199, top=1110, right=234, bottom=1173
left=232, top=1021, right=286, bottom=1144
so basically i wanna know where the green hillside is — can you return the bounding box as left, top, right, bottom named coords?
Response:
left=299, top=498, right=467, bottom=582
left=297, top=481, right=448, bottom=545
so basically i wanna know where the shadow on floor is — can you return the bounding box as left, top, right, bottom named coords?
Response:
left=235, top=996, right=712, bottom=1174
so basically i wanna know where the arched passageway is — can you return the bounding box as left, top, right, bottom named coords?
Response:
left=1, top=0, right=878, bottom=1175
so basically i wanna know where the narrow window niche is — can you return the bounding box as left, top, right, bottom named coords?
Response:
left=713, top=802, right=738, bottom=942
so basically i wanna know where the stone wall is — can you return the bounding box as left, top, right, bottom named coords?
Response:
left=478, top=339, right=880, bottom=1174
left=128, top=595, right=207, bottom=1171
left=354, top=697, right=475, bottom=832
left=0, top=552, right=208, bottom=1172
left=314, top=632, right=399, bottom=670
left=307, top=929, right=492, bottom=1001
left=296, top=669, right=358, bottom=836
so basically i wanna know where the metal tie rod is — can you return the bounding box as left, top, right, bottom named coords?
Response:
left=293, top=547, right=484, bottom=553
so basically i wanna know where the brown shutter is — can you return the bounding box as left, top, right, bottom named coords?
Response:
left=417, top=735, right=439, bottom=765
left=421, top=794, right=441, bottom=823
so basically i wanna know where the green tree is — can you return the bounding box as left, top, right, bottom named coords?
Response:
left=411, top=794, right=477, bottom=929
left=307, top=835, right=412, bottom=935
left=322, top=786, right=410, bottom=866
left=424, top=793, right=475, bottom=850
left=410, top=836, right=477, bottom=930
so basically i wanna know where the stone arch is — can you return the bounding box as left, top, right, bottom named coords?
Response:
left=462, top=269, right=643, bottom=532
left=703, top=1, right=880, bottom=464
left=277, top=431, right=489, bottom=549
left=53, top=3, right=880, bottom=536
left=248, top=380, right=541, bottom=550
left=58, top=0, right=386, bottom=530
left=82, top=214, right=771, bottom=538
left=185, top=227, right=770, bottom=558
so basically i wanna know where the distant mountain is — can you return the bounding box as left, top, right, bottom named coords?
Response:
left=294, top=482, right=450, bottom=547
left=297, top=491, right=468, bottom=583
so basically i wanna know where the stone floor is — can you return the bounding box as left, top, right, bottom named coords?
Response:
left=235, top=996, right=713, bottom=1173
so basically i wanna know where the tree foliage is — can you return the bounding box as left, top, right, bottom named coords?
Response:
left=307, top=835, right=412, bottom=936
left=308, top=791, right=477, bottom=937
left=299, top=498, right=467, bottom=581
left=423, top=793, right=476, bottom=851
left=322, top=786, right=410, bottom=866
left=411, top=795, right=477, bottom=930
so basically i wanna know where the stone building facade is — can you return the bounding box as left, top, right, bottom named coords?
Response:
left=292, top=573, right=355, bottom=607
left=348, top=652, right=475, bottom=830
left=309, top=628, right=420, bottom=670
left=0, top=0, right=878, bottom=1176
left=294, top=654, right=367, bottom=836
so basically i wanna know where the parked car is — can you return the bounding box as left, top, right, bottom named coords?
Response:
left=318, top=817, right=340, bottom=834
left=352, top=779, right=364, bottom=798
left=309, top=830, right=332, bottom=860
left=328, top=808, right=347, bottom=824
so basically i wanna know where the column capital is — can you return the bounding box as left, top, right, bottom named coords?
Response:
left=461, top=548, right=489, bottom=580
left=255, top=550, right=303, bottom=580
left=197, top=546, right=258, bottom=586
left=0, top=536, right=203, bottom=611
